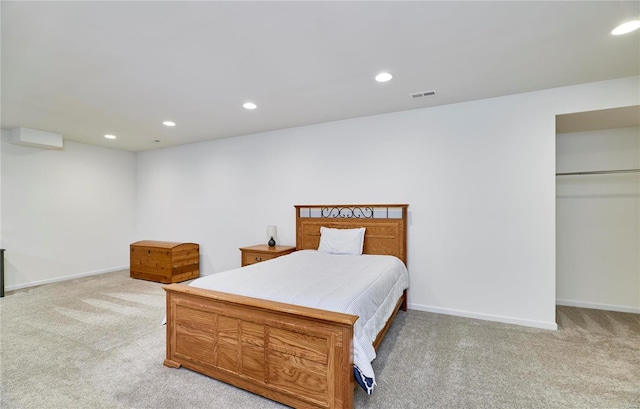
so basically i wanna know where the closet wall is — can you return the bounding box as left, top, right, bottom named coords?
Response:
left=556, top=124, right=640, bottom=313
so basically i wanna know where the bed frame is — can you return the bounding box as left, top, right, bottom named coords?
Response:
left=163, top=204, right=408, bottom=409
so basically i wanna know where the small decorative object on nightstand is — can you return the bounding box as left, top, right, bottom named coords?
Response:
left=267, top=225, right=277, bottom=247
left=240, top=244, right=296, bottom=267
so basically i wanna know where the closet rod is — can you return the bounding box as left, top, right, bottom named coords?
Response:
left=556, top=168, right=640, bottom=176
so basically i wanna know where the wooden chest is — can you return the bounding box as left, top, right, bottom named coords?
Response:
left=130, top=240, right=199, bottom=283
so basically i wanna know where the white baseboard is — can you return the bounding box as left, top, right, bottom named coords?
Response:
left=408, top=303, right=558, bottom=330
left=4, top=266, right=129, bottom=292
left=556, top=299, right=640, bottom=314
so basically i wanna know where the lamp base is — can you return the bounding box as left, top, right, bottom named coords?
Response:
left=268, top=237, right=276, bottom=247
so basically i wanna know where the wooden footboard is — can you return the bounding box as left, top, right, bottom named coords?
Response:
left=164, top=284, right=359, bottom=409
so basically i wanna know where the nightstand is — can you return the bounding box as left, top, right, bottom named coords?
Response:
left=239, top=244, right=296, bottom=267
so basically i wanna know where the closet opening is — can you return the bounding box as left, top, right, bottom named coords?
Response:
left=555, top=105, right=640, bottom=315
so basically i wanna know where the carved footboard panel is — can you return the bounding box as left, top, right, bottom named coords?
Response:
left=164, top=284, right=359, bottom=409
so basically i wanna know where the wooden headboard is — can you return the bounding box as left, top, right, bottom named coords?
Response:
left=295, top=204, right=408, bottom=265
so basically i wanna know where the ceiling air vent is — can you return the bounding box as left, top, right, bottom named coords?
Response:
left=411, top=90, right=436, bottom=99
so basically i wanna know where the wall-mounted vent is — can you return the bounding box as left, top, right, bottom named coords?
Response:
left=411, top=90, right=437, bottom=99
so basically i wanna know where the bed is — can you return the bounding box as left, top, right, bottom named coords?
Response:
left=163, top=204, right=409, bottom=409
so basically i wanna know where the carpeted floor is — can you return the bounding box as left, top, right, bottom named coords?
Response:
left=1, top=270, right=638, bottom=408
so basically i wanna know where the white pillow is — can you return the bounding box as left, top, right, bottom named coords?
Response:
left=317, top=227, right=366, bottom=255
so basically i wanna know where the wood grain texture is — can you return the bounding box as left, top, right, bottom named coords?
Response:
left=164, top=204, right=408, bottom=409
left=240, top=245, right=297, bottom=267
left=130, top=241, right=199, bottom=283
left=295, top=205, right=408, bottom=265
left=165, top=285, right=357, bottom=408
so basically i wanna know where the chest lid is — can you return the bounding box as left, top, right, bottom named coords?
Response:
left=131, top=240, right=198, bottom=250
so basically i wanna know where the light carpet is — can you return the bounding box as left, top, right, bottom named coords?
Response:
left=1, top=270, right=638, bottom=408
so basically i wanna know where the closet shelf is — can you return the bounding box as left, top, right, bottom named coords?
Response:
left=556, top=168, right=640, bottom=176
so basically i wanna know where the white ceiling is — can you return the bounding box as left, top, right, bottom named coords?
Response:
left=2, top=1, right=639, bottom=152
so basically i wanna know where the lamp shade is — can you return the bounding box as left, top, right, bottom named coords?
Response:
left=267, top=225, right=277, bottom=246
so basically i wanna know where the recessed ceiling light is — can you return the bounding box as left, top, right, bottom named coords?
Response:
left=104, top=134, right=116, bottom=140
left=243, top=102, right=257, bottom=110
left=612, top=20, right=640, bottom=35
left=163, top=121, right=176, bottom=127
left=375, top=72, right=393, bottom=82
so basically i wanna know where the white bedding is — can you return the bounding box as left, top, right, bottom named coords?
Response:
left=187, top=249, right=409, bottom=387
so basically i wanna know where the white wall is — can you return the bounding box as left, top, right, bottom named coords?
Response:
left=0, top=130, right=3, bottom=261
left=136, top=76, right=639, bottom=330
left=0, top=130, right=3, bottom=252
left=2, top=76, right=636, bottom=328
left=0, top=134, right=136, bottom=290
left=556, top=126, right=640, bottom=313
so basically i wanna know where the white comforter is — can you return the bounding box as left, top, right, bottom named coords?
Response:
left=187, top=249, right=409, bottom=386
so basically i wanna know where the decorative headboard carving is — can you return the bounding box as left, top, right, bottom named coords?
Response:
left=295, top=204, right=408, bottom=265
